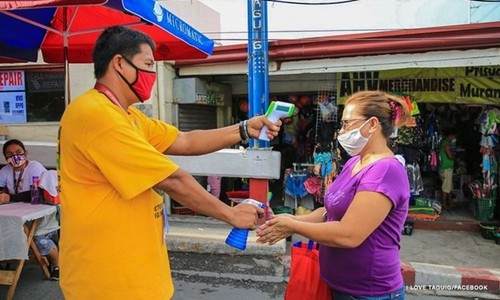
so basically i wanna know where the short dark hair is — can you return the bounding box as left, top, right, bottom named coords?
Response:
left=92, top=26, right=156, bottom=79
left=3, top=139, right=26, bottom=156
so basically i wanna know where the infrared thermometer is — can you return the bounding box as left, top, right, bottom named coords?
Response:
left=258, top=101, right=295, bottom=141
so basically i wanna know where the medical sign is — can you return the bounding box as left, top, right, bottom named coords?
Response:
left=0, top=70, right=25, bottom=91
left=0, top=91, right=27, bottom=123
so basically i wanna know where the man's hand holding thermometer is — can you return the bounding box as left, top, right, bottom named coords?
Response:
left=258, top=101, right=295, bottom=141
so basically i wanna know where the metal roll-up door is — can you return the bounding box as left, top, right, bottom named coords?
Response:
left=175, top=104, right=217, bottom=210
left=178, top=104, right=217, bottom=131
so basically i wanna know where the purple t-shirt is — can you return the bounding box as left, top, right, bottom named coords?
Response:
left=319, top=156, right=409, bottom=296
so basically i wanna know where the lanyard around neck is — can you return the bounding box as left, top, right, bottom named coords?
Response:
left=13, top=163, right=27, bottom=194
left=94, top=82, right=127, bottom=113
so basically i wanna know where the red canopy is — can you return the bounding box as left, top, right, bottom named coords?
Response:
left=0, top=0, right=214, bottom=63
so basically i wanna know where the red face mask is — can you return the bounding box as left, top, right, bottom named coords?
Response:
left=119, top=56, right=157, bottom=102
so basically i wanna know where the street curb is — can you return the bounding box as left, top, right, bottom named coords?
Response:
left=166, top=214, right=286, bottom=256
left=166, top=233, right=286, bottom=256
left=402, top=261, right=500, bottom=294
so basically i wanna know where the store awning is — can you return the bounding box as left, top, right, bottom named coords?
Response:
left=174, top=21, right=500, bottom=67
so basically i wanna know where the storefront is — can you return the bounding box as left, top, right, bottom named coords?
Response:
left=216, top=66, right=499, bottom=223
left=0, top=67, right=65, bottom=124
left=175, top=19, right=500, bottom=222
left=337, top=66, right=499, bottom=223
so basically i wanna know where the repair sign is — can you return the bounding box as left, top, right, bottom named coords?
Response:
left=0, top=70, right=25, bottom=91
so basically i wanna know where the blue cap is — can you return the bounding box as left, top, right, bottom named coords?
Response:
left=225, top=228, right=249, bottom=250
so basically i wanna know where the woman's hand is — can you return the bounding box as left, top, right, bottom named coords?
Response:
left=256, top=214, right=295, bottom=245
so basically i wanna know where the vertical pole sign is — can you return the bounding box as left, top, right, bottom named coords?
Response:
left=248, top=0, right=270, bottom=148
left=248, top=0, right=270, bottom=221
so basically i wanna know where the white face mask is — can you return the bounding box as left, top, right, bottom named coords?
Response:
left=337, top=119, right=371, bottom=156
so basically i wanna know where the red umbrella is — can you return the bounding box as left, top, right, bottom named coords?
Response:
left=0, top=0, right=214, bottom=102
left=0, top=0, right=214, bottom=63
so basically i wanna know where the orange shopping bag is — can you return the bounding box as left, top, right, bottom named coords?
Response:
left=285, top=240, right=332, bottom=300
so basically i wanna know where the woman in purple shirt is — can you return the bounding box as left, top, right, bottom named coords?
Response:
left=257, top=91, right=411, bottom=299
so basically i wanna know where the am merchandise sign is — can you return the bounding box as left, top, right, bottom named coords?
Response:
left=337, top=66, right=500, bottom=104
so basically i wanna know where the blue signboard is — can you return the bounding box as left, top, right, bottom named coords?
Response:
left=0, top=70, right=27, bottom=123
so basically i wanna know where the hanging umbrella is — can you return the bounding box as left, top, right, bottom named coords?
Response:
left=0, top=0, right=214, bottom=63
left=0, top=0, right=214, bottom=104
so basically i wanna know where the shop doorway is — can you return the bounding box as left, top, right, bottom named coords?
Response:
left=396, top=103, right=498, bottom=229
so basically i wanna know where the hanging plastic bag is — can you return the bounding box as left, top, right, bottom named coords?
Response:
left=284, top=240, right=332, bottom=300
left=318, top=97, right=337, bottom=122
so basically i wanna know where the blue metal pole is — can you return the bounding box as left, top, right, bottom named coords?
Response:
left=247, top=0, right=254, bottom=146
left=248, top=0, right=268, bottom=148
left=262, top=0, right=270, bottom=148
left=248, top=0, right=270, bottom=217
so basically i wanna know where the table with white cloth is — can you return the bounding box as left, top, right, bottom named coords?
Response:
left=0, top=202, right=57, bottom=300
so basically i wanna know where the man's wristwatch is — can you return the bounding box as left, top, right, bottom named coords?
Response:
left=239, top=120, right=249, bottom=144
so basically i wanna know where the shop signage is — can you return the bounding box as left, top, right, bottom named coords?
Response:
left=0, top=70, right=27, bottom=123
left=0, top=91, right=27, bottom=123
left=26, top=71, right=64, bottom=92
left=337, top=66, right=500, bottom=104
left=0, top=70, right=25, bottom=91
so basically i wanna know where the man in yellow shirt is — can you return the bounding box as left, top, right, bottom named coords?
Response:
left=57, top=26, right=281, bottom=300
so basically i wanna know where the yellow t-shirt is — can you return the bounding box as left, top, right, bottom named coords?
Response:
left=58, top=89, right=180, bottom=300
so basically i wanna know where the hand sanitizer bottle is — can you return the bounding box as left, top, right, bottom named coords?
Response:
left=30, top=176, right=41, bottom=205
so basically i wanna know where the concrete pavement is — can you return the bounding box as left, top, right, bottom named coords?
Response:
left=1, top=214, right=499, bottom=299
left=166, top=214, right=500, bottom=299
left=399, top=230, right=500, bottom=299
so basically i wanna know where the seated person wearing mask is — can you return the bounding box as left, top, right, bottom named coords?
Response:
left=0, top=139, right=60, bottom=280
